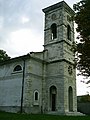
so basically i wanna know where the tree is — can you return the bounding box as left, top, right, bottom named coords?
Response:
left=0, top=49, right=10, bottom=62
left=73, top=0, right=90, bottom=79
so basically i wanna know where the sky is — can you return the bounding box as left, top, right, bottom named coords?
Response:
left=0, top=0, right=90, bottom=95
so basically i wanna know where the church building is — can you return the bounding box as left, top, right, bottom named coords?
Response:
left=0, top=1, right=78, bottom=115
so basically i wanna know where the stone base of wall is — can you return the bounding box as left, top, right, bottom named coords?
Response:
left=0, top=106, right=42, bottom=114
left=24, top=106, right=42, bottom=114
left=0, top=106, right=21, bottom=113
left=0, top=106, right=85, bottom=116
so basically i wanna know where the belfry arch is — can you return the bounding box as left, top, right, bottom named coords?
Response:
left=51, top=23, right=57, bottom=40
left=67, top=25, right=71, bottom=40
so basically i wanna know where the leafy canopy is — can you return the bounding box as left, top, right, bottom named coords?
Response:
left=0, top=49, right=10, bottom=62
left=73, top=0, right=90, bottom=77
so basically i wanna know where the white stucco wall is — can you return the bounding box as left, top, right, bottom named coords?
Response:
left=0, top=78, right=22, bottom=106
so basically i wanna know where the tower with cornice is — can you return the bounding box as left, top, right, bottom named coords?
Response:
left=42, top=1, right=77, bottom=114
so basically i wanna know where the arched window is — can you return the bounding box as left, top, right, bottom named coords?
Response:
left=51, top=23, right=57, bottom=40
left=35, top=92, right=38, bottom=100
left=67, top=25, right=71, bottom=40
left=50, top=86, right=57, bottom=111
left=68, top=86, right=73, bottom=111
left=34, top=91, right=39, bottom=101
left=13, top=65, right=22, bottom=72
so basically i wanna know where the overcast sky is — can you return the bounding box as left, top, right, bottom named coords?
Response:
left=0, top=0, right=90, bottom=95
left=0, top=0, right=80, bottom=57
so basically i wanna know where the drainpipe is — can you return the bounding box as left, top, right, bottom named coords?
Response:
left=21, top=59, right=25, bottom=113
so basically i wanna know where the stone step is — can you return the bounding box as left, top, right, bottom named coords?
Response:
left=47, top=111, right=85, bottom=116
left=65, top=112, right=85, bottom=116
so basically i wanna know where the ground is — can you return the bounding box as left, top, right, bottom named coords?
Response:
left=0, top=111, right=90, bottom=120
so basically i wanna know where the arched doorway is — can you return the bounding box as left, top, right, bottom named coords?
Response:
left=50, top=86, right=57, bottom=111
left=68, top=86, right=73, bottom=111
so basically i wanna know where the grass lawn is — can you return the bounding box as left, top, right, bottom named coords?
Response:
left=0, top=111, right=90, bottom=120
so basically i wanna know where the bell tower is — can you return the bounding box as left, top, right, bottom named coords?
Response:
left=43, top=1, right=77, bottom=114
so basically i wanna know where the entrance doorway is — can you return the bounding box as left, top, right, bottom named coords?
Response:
left=50, top=86, right=57, bottom=111
left=68, top=86, right=73, bottom=111
left=52, top=94, right=56, bottom=111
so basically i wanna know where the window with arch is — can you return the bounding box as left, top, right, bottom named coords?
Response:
left=51, top=23, right=57, bottom=40
left=50, top=86, right=57, bottom=111
left=34, top=91, right=39, bottom=101
left=67, top=25, right=71, bottom=40
left=68, top=86, right=73, bottom=111
left=13, top=65, right=22, bottom=72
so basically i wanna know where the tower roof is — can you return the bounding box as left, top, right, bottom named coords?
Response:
left=42, top=1, right=75, bottom=15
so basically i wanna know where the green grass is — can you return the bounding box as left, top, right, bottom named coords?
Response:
left=0, top=111, right=90, bottom=120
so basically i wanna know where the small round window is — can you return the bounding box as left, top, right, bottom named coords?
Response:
left=13, top=65, right=22, bottom=72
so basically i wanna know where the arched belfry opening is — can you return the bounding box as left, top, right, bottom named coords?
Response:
left=50, top=86, right=57, bottom=111
left=68, top=86, right=73, bottom=112
left=51, top=23, right=57, bottom=40
left=67, top=25, right=71, bottom=40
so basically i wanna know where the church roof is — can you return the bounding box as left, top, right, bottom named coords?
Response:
left=0, top=54, right=31, bottom=66
left=0, top=50, right=46, bottom=66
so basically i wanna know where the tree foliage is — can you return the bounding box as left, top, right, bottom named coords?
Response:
left=0, top=49, right=10, bottom=62
left=78, top=94, right=90, bottom=103
left=73, top=0, right=90, bottom=77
